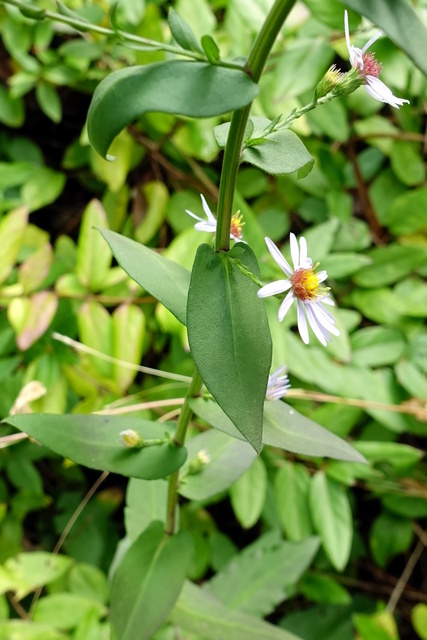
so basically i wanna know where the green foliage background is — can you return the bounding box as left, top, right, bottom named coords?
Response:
left=0, top=0, right=426, bottom=638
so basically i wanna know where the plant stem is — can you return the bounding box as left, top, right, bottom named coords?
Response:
left=0, top=0, right=243, bottom=69
left=215, top=0, right=297, bottom=252
left=165, top=369, right=202, bottom=535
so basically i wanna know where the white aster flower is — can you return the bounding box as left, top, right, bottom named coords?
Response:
left=266, top=366, right=291, bottom=401
left=344, top=10, right=409, bottom=109
left=185, top=194, right=244, bottom=242
left=257, top=234, right=340, bottom=347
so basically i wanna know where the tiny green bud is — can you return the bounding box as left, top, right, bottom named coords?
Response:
left=188, top=448, right=211, bottom=474
left=315, top=65, right=346, bottom=99
left=119, top=429, right=145, bottom=448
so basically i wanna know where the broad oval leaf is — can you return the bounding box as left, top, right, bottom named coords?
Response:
left=87, top=61, right=259, bottom=158
left=341, top=0, right=427, bottom=76
left=230, top=456, right=267, bottom=529
left=98, top=229, right=190, bottom=325
left=187, top=243, right=272, bottom=453
left=111, top=521, right=192, bottom=640
left=275, top=462, right=314, bottom=541
left=4, top=414, right=187, bottom=480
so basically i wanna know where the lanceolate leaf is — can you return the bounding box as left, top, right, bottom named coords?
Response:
left=170, top=581, right=303, bottom=640
left=87, top=61, right=259, bottom=158
left=111, top=521, right=192, bottom=640
left=98, top=229, right=190, bottom=325
left=187, top=243, right=272, bottom=453
left=341, top=0, right=427, bottom=75
left=4, top=414, right=187, bottom=480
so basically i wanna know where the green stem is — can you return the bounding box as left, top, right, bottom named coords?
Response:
left=0, top=0, right=243, bottom=69
left=165, top=369, right=202, bottom=535
left=215, top=0, right=297, bottom=252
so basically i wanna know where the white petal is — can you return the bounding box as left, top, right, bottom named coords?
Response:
left=314, top=301, right=337, bottom=324
left=316, top=270, right=328, bottom=283
left=311, top=302, right=340, bottom=337
left=365, top=76, right=410, bottom=108
left=296, top=300, right=309, bottom=344
left=344, top=10, right=352, bottom=59
left=200, top=194, right=216, bottom=222
left=299, top=236, right=308, bottom=266
left=185, top=209, right=203, bottom=222
left=257, top=280, right=291, bottom=299
left=265, top=237, right=293, bottom=277
left=278, top=290, right=295, bottom=321
left=306, top=305, right=329, bottom=346
left=321, top=296, right=335, bottom=306
left=194, top=221, right=216, bottom=232
left=290, top=233, right=300, bottom=270
left=362, top=30, right=382, bottom=53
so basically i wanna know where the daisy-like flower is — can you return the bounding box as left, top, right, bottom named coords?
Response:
left=266, top=366, right=291, bottom=401
left=344, top=10, right=409, bottom=109
left=185, top=194, right=244, bottom=242
left=257, top=234, right=340, bottom=347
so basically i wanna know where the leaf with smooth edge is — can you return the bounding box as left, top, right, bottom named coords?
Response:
left=0, top=622, right=66, bottom=640
left=206, top=534, right=320, bottom=617
left=230, top=456, right=267, bottom=529
left=98, top=229, right=190, bottom=325
left=341, top=0, right=427, bottom=76
left=187, top=243, right=272, bottom=453
left=87, top=61, right=259, bottom=158
left=110, top=521, right=192, bottom=640
left=275, top=462, right=314, bottom=541
left=309, top=471, right=353, bottom=571
left=179, top=429, right=257, bottom=501
left=3, top=414, right=187, bottom=480
left=190, top=398, right=366, bottom=463
left=75, top=199, right=111, bottom=291
left=168, top=8, right=202, bottom=53
left=170, top=581, right=302, bottom=640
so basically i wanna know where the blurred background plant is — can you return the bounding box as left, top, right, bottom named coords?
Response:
left=0, top=0, right=426, bottom=638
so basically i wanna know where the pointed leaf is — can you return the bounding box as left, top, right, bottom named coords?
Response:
left=112, top=304, right=145, bottom=392
left=168, top=8, right=203, bottom=52
left=75, top=200, right=112, bottom=291
left=110, top=521, right=192, bottom=640
left=87, top=61, right=259, bottom=158
left=201, top=34, right=220, bottom=63
left=3, top=414, right=187, bottom=480
left=170, top=581, right=302, bottom=640
left=98, top=229, right=190, bottom=325
left=309, top=472, right=352, bottom=571
left=230, top=456, right=267, bottom=528
left=275, top=462, right=314, bottom=541
left=187, top=243, right=272, bottom=453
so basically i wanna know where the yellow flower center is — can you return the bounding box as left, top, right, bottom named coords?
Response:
left=230, top=210, right=245, bottom=240
left=291, top=266, right=322, bottom=301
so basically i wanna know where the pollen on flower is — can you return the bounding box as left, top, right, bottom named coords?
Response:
left=290, top=264, right=327, bottom=302
left=360, top=52, right=382, bottom=77
left=230, top=210, right=245, bottom=241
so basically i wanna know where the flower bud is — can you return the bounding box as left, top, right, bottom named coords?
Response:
left=119, top=429, right=145, bottom=448
left=188, top=448, right=211, bottom=474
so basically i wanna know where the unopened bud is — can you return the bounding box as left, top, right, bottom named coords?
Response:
left=188, top=449, right=211, bottom=474
left=119, top=429, right=145, bottom=448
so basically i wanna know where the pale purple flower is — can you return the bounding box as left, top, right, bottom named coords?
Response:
left=185, top=194, right=244, bottom=242
left=266, top=366, right=291, bottom=401
left=257, top=234, right=340, bottom=347
left=344, top=10, right=409, bottom=109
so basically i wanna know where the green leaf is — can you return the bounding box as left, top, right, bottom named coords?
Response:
left=300, top=573, right=351, bottom=605
left=353, top=441, right=423, bottom=470
left=98, top=229, right=190, bottom=325
left=309, top=472, right=352, bottom=571
left=21, top=166, right=66, bottom=212
left=0, top=552, right=72, bottom=599
left=341, top=0, right=427, bottom=76
left=0, top=206, right=28, bottom=285
left=206, top=533, right=320, bottom=616
left=412, top=604, right=427, bottom=640
left=0, top=622, right=66, bottom=640
left=230, top=456, right=267, bottom=528
left=390, top=140, right=425, bottom=186
left=179, top=429, right=258, bottom=501
left=352, top=244, right=427, bottom=287
left=0, top=84, right=25, bottom=128
left=8, top=291, right=58, bottom=351
left=201, top=34, right=220, bottom=63
left=110, top=521, right=192, bottom=640
left=35, top=82, right=62, bottom=123
left=3, top=414, right=187, bottom=480
left=33, top=593, right=106, bottom=630
left=187, top=243, right=272, bottom=453
left=75, top=200, right=112, bottom=292
left=112, top=304, right=145, bottom=392
left=353, top=612, right=399, bottom=640
left=87, top=61, right=258, bottom=159
left=134, top=181, right=169, bottom=245
left=370, top=512, right=413, bottom=568
left=77, top=301, right=113, bottom=379
left=125, top=478, right=168, bottom=542
left=386, top=187, right=427, bottom=235
left=351, top=327, right=406, bottom=367
left=168, top=8, right=202, bottom=52
left=171, top=581, right=303, bottom=640
left=275, top=462, right=314, bottom=541
left=68, top=564, right=109, bottom=605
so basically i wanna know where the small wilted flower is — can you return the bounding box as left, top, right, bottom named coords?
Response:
left=315, top=65, right=347, bottom=99
left=257, top=234, right=340, bottom=347
left=188, top=448, right=211, bottom=474
left=119, top=429, right=144, bottom=448
left=266, top=366, right=291, bottom=401
left=186, top=194, right=245, bottom=242
left=344, top=10, right=409, bottom=109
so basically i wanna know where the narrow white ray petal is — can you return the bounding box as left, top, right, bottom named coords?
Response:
left=290, top=233, right=300, bottom=269
left=365, top=76, right=410, bottom=108
left=296, top=300, right=309, bottom=344
left=321, top=296, right=335, bottom=306
left=317, top=270, right=328, bottom=283
left=195, top=221, right=216, bottom=232
left=299, top=236, right=308, bottom=266
left=185, top=209, right=203, bottom=222
left=344, top=10, right=352, bottom=58
left=362, top=30, right=383, bottom=53
left=306, top=305, right=329, bottom=346
left=257, top=280, right=291, bottom=299
left=278, top=290, right=295, bottom=321
left=265, top=237, right=293, bottom=276
left=200, top=194, right=216, bottom=222
left=314, top=301, right=337, bottom=324
left=312, top=303, right=340, bottom=336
